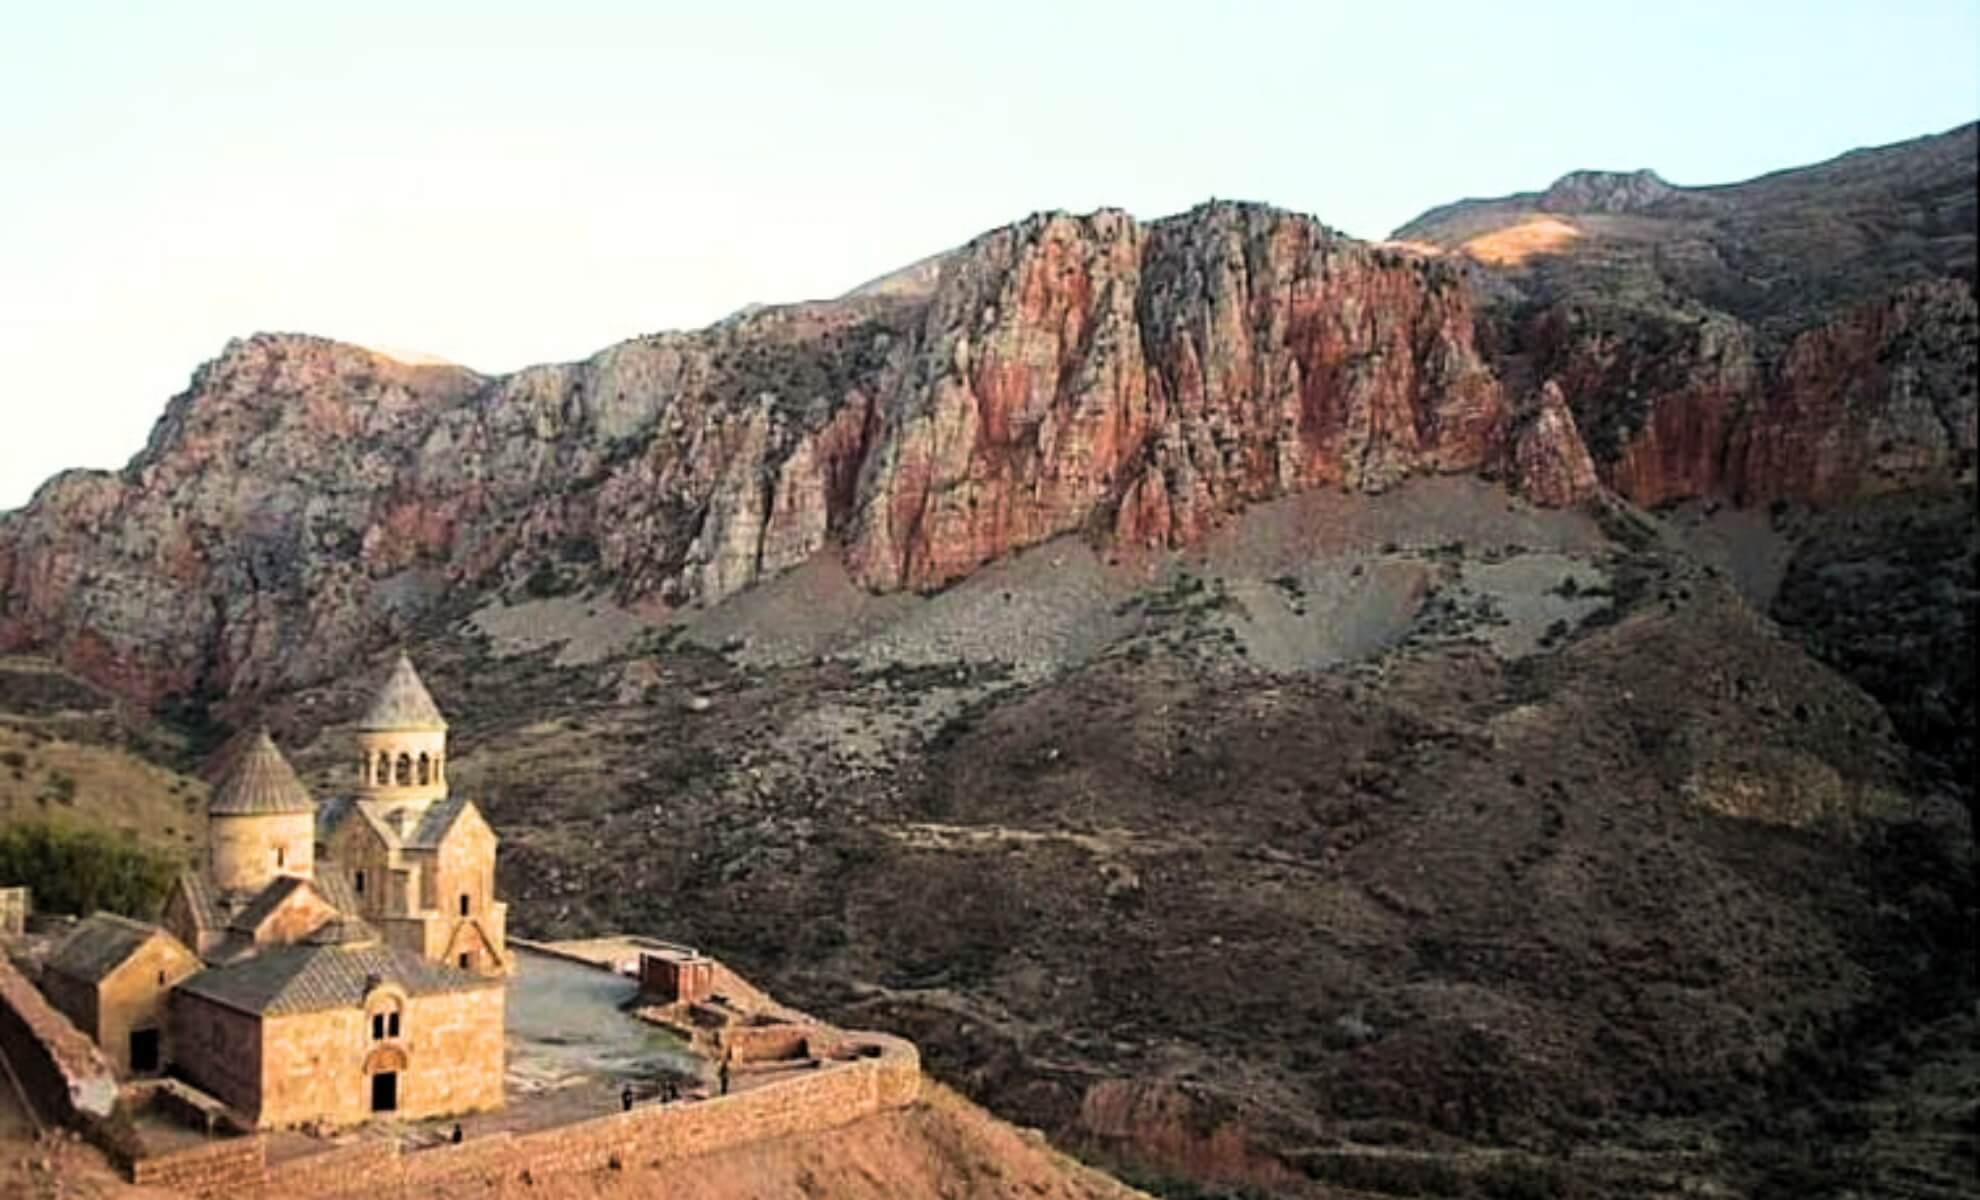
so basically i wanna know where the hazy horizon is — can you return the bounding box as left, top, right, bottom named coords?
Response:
left=3, top=0, right=1977, bottom=509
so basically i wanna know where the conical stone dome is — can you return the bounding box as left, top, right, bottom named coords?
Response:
left=209, top=728, right=315, bottom=816
left=359, top=653, right=447, bottom=731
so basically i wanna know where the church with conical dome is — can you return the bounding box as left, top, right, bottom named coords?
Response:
left=318, top=653, right=509, bottom=977
left=37, top=653, right=513, bottom=1129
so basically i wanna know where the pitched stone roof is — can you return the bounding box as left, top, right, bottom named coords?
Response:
left=358, top=653, right=447, bottom=731
left=175, top=941, right=496, bottom=1016
left=319, top=793, right=480, bottom=854
left=315, top=795, right=354, bottom=843
left=209, top=729, right=315, bottom=816
left=225, top=876, right=314, bottom=935
left=303, top=916, right=378, bottom=946
left=46, top=913, right=170, bottom=984
left=312, top=862, right=363, bottom=916
left=172, top=871, right=230, bottom=933
left=406, top=796, right=471, bottom=849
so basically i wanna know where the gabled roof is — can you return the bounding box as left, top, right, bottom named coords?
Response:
left=312, top=862, right=362, bottom=916
left=175, top=941, right=496, bottom=1016
left=359, top=653, right=448, bottom=731
left=226, top=876, right=319, bottom=935
left=209, top=729, right=315, bottom=816
left=171, top=871, right=230, bottom=934
left=319, top=794, right=484, bottom=855
left=47, top=913, right=179, bottom=985
left=406, top=796, right=472, bottom=849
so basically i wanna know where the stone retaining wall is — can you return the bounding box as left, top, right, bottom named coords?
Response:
left=0, top=952, right=116, bottom=1126
left=126, top=1133, right=268, bottom=1194
left=238, top=1031, right=920, bottom=1198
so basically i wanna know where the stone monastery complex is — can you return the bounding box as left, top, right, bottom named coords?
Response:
left=40, top=655, right=508, bottom=1129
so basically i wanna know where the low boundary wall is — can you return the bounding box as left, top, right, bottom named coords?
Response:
left=155, top=1031, right=920, bottom=1199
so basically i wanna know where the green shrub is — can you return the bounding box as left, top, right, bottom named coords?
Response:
left=0, top=821, right=179, bottom=920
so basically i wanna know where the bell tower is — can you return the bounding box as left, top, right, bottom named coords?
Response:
left=354, top=652, right=450, bottom=819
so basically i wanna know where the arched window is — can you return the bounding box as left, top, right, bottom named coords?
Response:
left=376, top=752, right=390, bottom=785
left=368, top=997, right=405, bottom=1041
left=354, top=869, right=366, bottom=896
left=276, top=846, right=285, bottom=868
left=395, top=753, right=412, bottom=786
left=417, top=753, right=430, bottom=786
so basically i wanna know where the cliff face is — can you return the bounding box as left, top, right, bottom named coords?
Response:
left=846, top=207, right=1503, bottom=591
left=2, top=127, right=1975, bottom=705
left=1401, top=122, right=1978, bottom=511
left=0, top=205, right=1514, bottom=702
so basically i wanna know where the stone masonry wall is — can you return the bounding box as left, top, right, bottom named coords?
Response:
left=94, top=934, right=202, bottom=1075
left=124, top=1133, right=268, bottom=1194
left=169, top=989, right=265, bottom=1116
left=221, top=1031, right=920, bottom=1199
left=257, top=983, right=504, bottom=1128
left=0, top=952, right=117, bottom=1124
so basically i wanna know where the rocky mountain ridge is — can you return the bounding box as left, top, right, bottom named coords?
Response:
left=1, top=126, right=1974, bottom=709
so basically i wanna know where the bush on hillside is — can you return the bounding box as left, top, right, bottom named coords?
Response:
left=0, top=821, right=178, bottom=920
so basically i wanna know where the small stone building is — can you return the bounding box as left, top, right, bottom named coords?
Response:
left=170, top=918, right=503, bottom=1126
left=40, top=912, right=202, bottom=1077
left=639, top=950, right=714, bottom=1006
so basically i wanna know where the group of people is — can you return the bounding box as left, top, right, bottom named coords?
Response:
left=620, top=1069, right=715, bottom=1114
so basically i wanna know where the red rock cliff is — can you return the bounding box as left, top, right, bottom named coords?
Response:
left=0, top=193, right=1971, bottom=705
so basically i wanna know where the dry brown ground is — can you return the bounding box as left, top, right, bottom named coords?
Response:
left=426, top=1084, right=1148, bottom=1200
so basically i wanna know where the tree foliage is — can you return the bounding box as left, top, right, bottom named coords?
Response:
left=0, top=821, right=178, bottom=920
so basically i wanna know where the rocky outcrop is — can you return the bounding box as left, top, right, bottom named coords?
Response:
left=1400, top=122, right=1977, bottom=512
left=846, top=207, right=1505, bottom=591
left=1509, top=381, right=1601, bottom=507
left=1732, top=279, right=1978, bottom=502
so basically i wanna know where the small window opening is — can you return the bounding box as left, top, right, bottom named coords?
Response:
left=458, top=953, right=471, bottom=970
left=417, top=753, right=430, bottom=786
left=372, top=1013, right=385, bottom=1040
left=459, top=893, right=469, bottom=917
left=276, top=846, right=285, bottom=868
left=395, top=753, right=412, bottom=786
left=387, top=1012, right=400, bottom=1038
left=355, top=870, right=366, bottom=895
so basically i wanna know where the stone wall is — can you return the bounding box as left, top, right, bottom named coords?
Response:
left=209, top=810, right=314, bottom=895
left=169, top=989, right=265, bottom=1117
left=0, top=887, right=27, bottom=939
left=256, top=981, right=504, bottom=1128
left=726, top=1023, right=812, bottom=1063
left=228, top=1031, right=921, bottom=1198
left=91, top=932, right=203, bottom=1075
left=0, top=952, right=117, bottom=1125
left=124, top=1133, right=267, bottom=1194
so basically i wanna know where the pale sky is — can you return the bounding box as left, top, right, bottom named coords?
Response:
left=2, top=1, right=1976, bottom=509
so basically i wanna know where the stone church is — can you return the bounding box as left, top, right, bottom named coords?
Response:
left=43, top=655, right=506, bottom=1129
